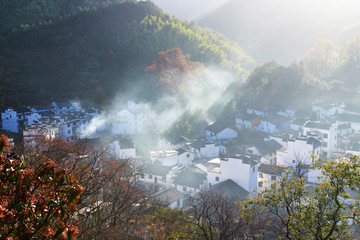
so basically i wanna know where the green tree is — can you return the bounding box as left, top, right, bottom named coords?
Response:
left=241, top=156, right=360, bottom=239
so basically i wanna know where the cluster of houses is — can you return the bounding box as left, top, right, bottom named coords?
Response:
left=137, top=101, right=360, bottom=208
left=2, top=100, right=360, bottom=209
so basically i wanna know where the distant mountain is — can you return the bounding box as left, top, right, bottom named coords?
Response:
left=0, top=0, right=255, bottom=107
left=197, top=0, right=360, bottom=65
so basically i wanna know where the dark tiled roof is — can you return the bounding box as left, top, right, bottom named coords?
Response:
left=39, top=111, right=55, bottom=117
left=258, top=163, right=282, bottom=176
left=253, top=139, right=282, bottom=155
left=190, top=139, right=206, bottom=150
left=173, top=170, right=206, bottom=188
left=304, top=121, right=331, bottom=130
left=262, top=114, right=290, bottom=125
left=206, top=121, right=235, bottom=134
left=152, top=187, right=185, bottom=204
left=306, top=137, right=321, bottom=149
left=177, top=148, right=192, bottom=155
left=166, top=135, right=190, bottom=145
left=143, top=162, right=172, bottom=177
left=211, top=179, right=249, bottom=199
left=292, top=118, right=307, bottom=126
left=337, top=114, right=360, bottom=123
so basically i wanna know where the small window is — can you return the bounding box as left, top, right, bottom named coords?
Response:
left=271, top=175, right=276, bottom=181
left=149, top=175, right=153, bottom=179
left=83, top=121, right=86, bottom=124
left=67, top=123, right=70, bottom=127
left=186, top=153, right=190, bottom=158
left=258, top=181, right=263, bottom=187
left=323, top=133, right=328, bottom=138
left=215, top=176, right=219, bottom=182
left=67, top=130, right=71, bottom=134
left=73, top=122, right=76, bottom=126
left=183, top=186, right=187, bottom=191
left=259, top=173, right=263, bottom=178
left=253, top=167, right=255, bottom=172
left=140, top=174, right=144, bottom=179
left=292, top=160, right=295, bottom=164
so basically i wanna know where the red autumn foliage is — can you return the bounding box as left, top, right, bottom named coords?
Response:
left=146, top=48, right=191, bottom=93
left=0, top=135, right=83, bottom=239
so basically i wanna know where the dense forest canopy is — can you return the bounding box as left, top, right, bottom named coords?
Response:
left=0, top=0, right=255, bottom=108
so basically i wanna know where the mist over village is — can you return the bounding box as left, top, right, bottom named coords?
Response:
left=2, top=0, right=360, bottom=239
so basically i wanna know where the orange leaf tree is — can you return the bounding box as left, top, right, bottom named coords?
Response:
left=0, top=135, right=83, bottom=239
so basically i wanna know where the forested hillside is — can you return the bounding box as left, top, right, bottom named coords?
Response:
left=0, top=0, right=255, bottom=108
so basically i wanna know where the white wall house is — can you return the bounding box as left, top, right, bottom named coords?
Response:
left=2, top=109, right=18, bottom=132
left=173, top=169, right=207, bottom=196
left=109, top=139, right=136, bottom=159
left=312, top=102, right=344, bottom=118
left=150, top=150, right=178, bottom=166
left=166, top=135, right=190, bottom=150
left=246, top=139, right=282, bottom=165
left=23, top=124, right=58, bottom=150
left=152, top=188, right=186, bottom=209
left=177, top=148, right=195, bottom=168
left=256, top=114, right=290, bottom=134
left=303, top=121, right=337, bottom=158
left=205, top=122, right=238, bottom=142
left=336, top=114, right=360, bottom=133
left=276, top=137, right=321, bottom=168
left=207, top=155, right=258, bottom=191
left=139, top=162, right=173, bottom=193
left=189, top=139, right=219, bottom=159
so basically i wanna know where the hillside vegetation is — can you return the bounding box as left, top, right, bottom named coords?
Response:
left=0, top=0, right=255, bottom=108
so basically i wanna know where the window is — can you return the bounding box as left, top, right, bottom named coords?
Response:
left=271, top=175, right=276, bottom=181
left=67, top=123, right=70, bottom=127
left=259, top=173, right=263, bottom=178
left=67, top=130, right=71, bottom=134
left=186, top=153, right=190, bottom=158
left=149, top=175, right=153, bottom=179
left=83, top=121, right=86, bottom=124
left=258, top=181, right=263, bottom=187
left=215, top=176, right=219, bottom=182
left=292, top=160, right=295, bottom=164
left=322, top=142, right=327, bottom=147
left=247, top=149, right=253, bottom=154
left=73, top=122, right=76, bottom=126
left=209, top=183, right=212, bottom=187
left=140, top=174, right=144, bottom=179
left=253, top=167, right=255, bottom=172
left=183, top=186, right=187, bottom=191
left=323, top=133, right=328, bottom=138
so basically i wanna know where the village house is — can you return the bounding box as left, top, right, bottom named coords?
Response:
left=256, top=113, right=291, bottom=134
left=312, top=102, right=344, bottom=118
left=336, top=114, right=360, bottom=133
left=177, top=148, right=195, bottom=168
left=303, top=121, right=337, bottom=158
left=152, top=187, right=186, bottom=209
left=210, top=179, right=249, bottom=199
left=245, top=139, right=283, bottom=165
left=246, top=104, right=268, bottom=117
left=206, top=155, right=258, bottom=192
left=173, top=169, right=207, bottom=196
left=189, top=139, right=219, bottom=159
left=235, top=112, right=261, bottom=129
left=165, top=135, right=190, bottom=150
left=257, top=163, right=282, bottom=191
left=109, top=138, right=136, bottom=159
left=139, top=161, right=172, bottom=193
left=205, top=121, right=238, bottom=142
left=150, top=150, right=179, bottom=166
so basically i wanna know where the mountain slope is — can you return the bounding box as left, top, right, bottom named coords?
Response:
left=0, top=0, right=255, bottom=107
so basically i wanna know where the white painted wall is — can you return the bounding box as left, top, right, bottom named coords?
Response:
left=178, top=152, right=194, bottom=168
